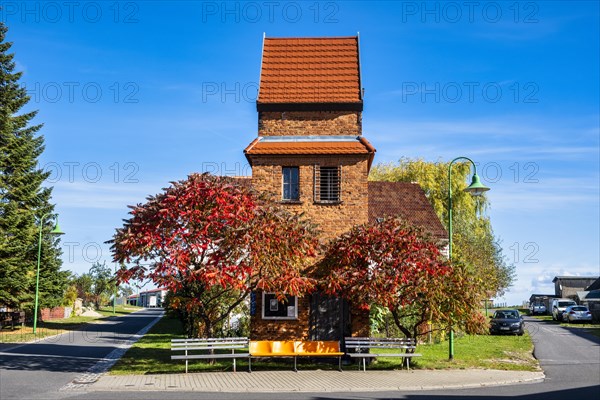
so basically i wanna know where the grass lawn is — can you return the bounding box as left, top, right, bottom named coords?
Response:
left=408, top=334, right=538, bottom=371
left=0, top=305, right=142, bottom=344
left=110, top=315, right=187, bottom=375
left=110, top=315, right=540, bottom=375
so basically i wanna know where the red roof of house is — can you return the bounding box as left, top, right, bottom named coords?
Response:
left=245, top=138, right=372, bottom=155
left=244, top=136, right=375, bottom=170
left=258, top=36, right=362, bottom=106
left=368, top=181, right=447, bottom=240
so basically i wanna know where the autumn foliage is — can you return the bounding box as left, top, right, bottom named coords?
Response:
left=110, top=173, right=319, bottom=337
left=320, top=218, right=487, bottom=339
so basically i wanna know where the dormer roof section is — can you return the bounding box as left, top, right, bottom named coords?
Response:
left=244, top=135, right=376, bottom=170
left=257, top=36, right=363, bottom=111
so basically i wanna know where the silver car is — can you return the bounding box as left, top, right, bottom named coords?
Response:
left=530, top=303, right=547, bottom=315
left=561, top=305, right=593, bottom=323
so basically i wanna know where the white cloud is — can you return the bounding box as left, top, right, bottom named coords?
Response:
left=50, top=180, right=165, bottom=210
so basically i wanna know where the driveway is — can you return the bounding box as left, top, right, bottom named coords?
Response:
left=525, top=315, right=600, bottom=389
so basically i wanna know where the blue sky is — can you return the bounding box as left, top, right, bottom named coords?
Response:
left=4, top=1, right=599, bottom=303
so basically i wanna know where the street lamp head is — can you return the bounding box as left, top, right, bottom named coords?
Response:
left=50, top=221, right=65, bottom=236
left=464, top=173, right=490, bottom=196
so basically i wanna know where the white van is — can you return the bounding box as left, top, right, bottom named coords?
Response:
left=551, top=298, right=577, bottom=321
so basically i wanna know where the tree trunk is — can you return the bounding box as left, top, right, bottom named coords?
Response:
left=390, top=309, right=416, bottom=369
left=202, top=318, right=216, bottom=364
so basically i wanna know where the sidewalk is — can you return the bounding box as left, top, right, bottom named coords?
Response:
left=78, top=369, right=544, bottom=393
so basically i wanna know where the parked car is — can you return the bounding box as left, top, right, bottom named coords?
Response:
left=489, top=309, right=525, bottom=336
left=561, top=305, right=593, bottom=323
left=529, top=303, right=547, bottom=315
left=551, top=298, right=577, bottom=321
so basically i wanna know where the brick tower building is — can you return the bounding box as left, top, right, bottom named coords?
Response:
left=244, top=36, right=446, bottom=341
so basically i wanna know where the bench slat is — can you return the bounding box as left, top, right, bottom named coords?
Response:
left=171, top=338, right=247, bottom=343
left=172, top=353, right=249, bottom=360
left=347, top=353, right=422, bottom=358
left=172, top=344, right=248, bottom=350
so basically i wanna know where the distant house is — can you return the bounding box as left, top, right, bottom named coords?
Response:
left=127, top=288, right=167, bottom=308
left=576, top=277, right=600, bottom=321
left=552, top=276, right=599, bottom=300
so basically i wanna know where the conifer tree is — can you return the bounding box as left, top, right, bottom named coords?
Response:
left=0, top=22, right=66, bottom=312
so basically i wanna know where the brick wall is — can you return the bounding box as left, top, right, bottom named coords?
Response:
left=250, top=293, right=371, bottom=340
left=258, top=111, right=362, bottom=137
left=41, top=306, right=69, bottom=321
left=350, top=308, right=370, bottom=337
left=250, top=154, right=369, bottom=241
left=250, top=292, right=311, bottom=340
left=249, top=102, right=371, bottom=340
left=250, top=154, right=370, bottom=340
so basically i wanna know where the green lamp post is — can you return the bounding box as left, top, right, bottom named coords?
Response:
left=447, top=157, right=490, bottom=360
left=113, top=263, right=117, bottom=315
left=33, top=214, right=64, bottom=334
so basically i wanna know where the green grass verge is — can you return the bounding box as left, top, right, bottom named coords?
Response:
left=408, top=334, right=538, bottom=371
left=110, top=314, right=187, bottom=375
left=110, top=316, right=540, bottom=375
left=0, top=305, right=143, bottom=344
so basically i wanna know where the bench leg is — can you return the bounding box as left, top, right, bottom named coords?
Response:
left=248, top=357, right=252, bottom=373
left=233, top=357, right=236, bottom=373
left=294, top=356, right=297, bottom=372
left=338, top=356, right=342, bottom=372
left=185, top=359, right=188, bottom=374
left=362, top=357, right=366, bottom=372
left=400, top=356, right=410, bottom=371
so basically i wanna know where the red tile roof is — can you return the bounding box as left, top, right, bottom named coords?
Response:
left=368, top=182, right=447, bottom=240
left=244, top=137, right=376, bottom=169
left=258, top=37, right=362, bottom=106
left=245, top=140, right=370, bottom=155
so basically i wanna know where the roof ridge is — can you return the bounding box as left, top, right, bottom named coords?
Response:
left=264, top=36, right=358, bottom=40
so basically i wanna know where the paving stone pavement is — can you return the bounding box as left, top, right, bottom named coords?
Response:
left=77, top=369, right=545, bottom=393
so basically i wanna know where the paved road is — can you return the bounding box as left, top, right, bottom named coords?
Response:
left=0, top=308, right=163, bottom=400
left=1, top=313, right=599, bottom=400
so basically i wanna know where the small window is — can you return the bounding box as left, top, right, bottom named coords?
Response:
left=314, top=166, right=341, bottom=203
left=282, top=167, right=299, bottom=201
left=262, top=293, right=298, bottom=320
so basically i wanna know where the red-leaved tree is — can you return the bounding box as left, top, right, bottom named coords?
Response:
left=320, top=218, right=486, bottom=340
left=110, top=173, right=319, bottom=337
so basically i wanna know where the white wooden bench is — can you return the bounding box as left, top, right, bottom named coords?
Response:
left=344, top=337, right=421, bottom=371
left=171, top=337, right=249, bottom=373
